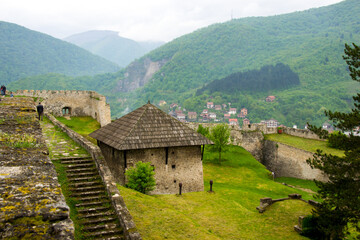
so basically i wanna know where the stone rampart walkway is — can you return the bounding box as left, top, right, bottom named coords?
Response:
left=0, top=97, right=74, bottom=239
left=40, top=117, right=125, bottom=239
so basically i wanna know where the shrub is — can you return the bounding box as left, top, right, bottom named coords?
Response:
left=125, top=161, right=156, bottom=194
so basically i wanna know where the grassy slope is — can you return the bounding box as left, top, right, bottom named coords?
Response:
left=119, top=146, right=315, bottom=240
left=56, top=116, right=100, bottom=144
left=264, top=133, right=344, bottom=157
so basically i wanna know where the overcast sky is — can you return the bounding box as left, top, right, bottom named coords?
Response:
left=1, top=0, right=344, bottom=42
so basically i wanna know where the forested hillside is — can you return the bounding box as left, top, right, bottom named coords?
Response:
left=196, top=63, right=300, bottom=95
left=8, top=0, right=360, bottom=127
left=0, top=22, right=120, bottom=84
left=119, top=0, right=360, bottom=126
left=64, top=30, right=164, bottom=67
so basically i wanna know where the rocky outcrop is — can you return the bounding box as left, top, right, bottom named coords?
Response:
left=0, top=97, right=74, bottom=239
left=116, top=57, right=168, bottom=92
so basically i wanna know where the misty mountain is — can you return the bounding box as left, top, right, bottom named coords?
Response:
left=64, top=30, right=164, bottom=67
left=0, top=21, right=120, bottom=84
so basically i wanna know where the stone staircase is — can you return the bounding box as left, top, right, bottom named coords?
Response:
left=61, top=157, right=124, bottom=240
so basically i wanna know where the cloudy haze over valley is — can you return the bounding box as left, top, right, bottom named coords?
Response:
left=1, top=0, right=343, bottom=42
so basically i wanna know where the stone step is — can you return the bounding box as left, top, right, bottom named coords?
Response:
left=69, top=181, right=101, bottom=188
left=77, top=206, right=110, bottom=214
left=67, top=171, right=97, bottom=178
left=70, top=190, right=105, bottom=197
left=61, top=159, right=93, bottom=164
left=83, top=222, right=118, bottom=231
left=81, top=216, right=118, bottom=225
left=67, top=176, right=100, bottom=182
left=84, top=229, right=124, bottom=238
left=66, top=167, right=96, bottom=173
left=76, top=195, right=108, bottom=202
left=66, top=163, right=95, bottom=169
left=79, top=211, right=115, bottom=219
left=93, top=236, right=124, bottom=240
left=76, top=200, right=110, bottom=208
left=69, top=185, right=105, bottom=192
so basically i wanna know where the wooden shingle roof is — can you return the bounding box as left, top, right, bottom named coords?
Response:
left=89, top=103, right=213, bottom=150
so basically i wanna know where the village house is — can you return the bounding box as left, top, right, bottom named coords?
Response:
left=89, top=102, right=213, bottom=195
left=222, top=103, right=227, bottom=109
left=201, top=109, right=209, bottom=115
left=207, top=102, right=214, bottom=109
left=187, top=112, right=197, bottom=121
left=175, top=109, right=183, bottom=116
left=209, top=112, right=216, bottom=120
left=229, top=108, right=237, bottom=115
left=229, top=119, right=238, bottom=126
left=170, top=103, right=178, bottom=109
left=224, top=113, right=231, bottom=119
left=241, top=108, right=248, bottom=115
left=201, top=114, right=210, bottom=122
left=261, top=119, right=279, bottom=128
left=266, top=96, right=276, bottom=102
left=243, top=118, right=250, bottom=127
left=177, top=113, right=186, bottom=122
left=158, top=100, right=167, bottom=106
left=214, top=105, right=222, bottom=111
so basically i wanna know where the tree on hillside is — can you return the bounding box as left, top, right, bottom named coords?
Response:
left=210, top=124, right=231, bottom=163
left=197, top=124, right=210, bottom=138
left=306, top=43, right=360, bottom=239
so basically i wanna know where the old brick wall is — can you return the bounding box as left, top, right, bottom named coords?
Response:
left=15, top=90, right=111, bottom=127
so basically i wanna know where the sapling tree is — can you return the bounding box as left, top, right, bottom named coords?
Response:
left=306, top=43, right=360, bottom=239
left=210, top=123, right=231, bottom=163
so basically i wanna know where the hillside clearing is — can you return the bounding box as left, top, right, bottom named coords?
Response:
left=118, top=146, right=315, bottom=240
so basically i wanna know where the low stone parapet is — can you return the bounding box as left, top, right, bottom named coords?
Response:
left=256, top=194, right=316, bottom=213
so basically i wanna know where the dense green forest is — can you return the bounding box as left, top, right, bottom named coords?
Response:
left=0, top=21, right=120, bottom=84
left=8, top=0, right=360, bottom=127
left=124, top=0, right=360, bottom=126
left=196, top=63, right=300, bottom=95
left=64, top=30, right=164, bottom=68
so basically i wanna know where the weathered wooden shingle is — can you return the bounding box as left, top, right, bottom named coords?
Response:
left=89, top=103, right=213, bottom=150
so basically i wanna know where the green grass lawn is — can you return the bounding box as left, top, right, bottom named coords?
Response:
left=56, top=116, right=100, bottom=144
left=118, top=146, right=316, bottom=240
left=275, top=177, right=319, bottom=193
left=264, top=133, right=344, bottom=157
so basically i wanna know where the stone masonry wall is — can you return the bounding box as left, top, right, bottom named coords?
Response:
left=15, top=90, right=111, bottom=127
left=186, top=122, right=327, bottom=181
left=262, top=140, right=328, bottom=181
left=186, top=123, right=264, bottom=161
left=98, top=144, right=204, bottom=195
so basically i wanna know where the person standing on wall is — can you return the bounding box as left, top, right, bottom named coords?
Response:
left=36, top=102, right=44, bottom=121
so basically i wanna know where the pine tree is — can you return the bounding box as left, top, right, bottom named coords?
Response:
left=306, top=43, right=360, bottom=239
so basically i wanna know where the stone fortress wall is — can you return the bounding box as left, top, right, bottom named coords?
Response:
left=15, top=90, right=111, bottom=127
left=186, top=122, right=327, bottom=181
